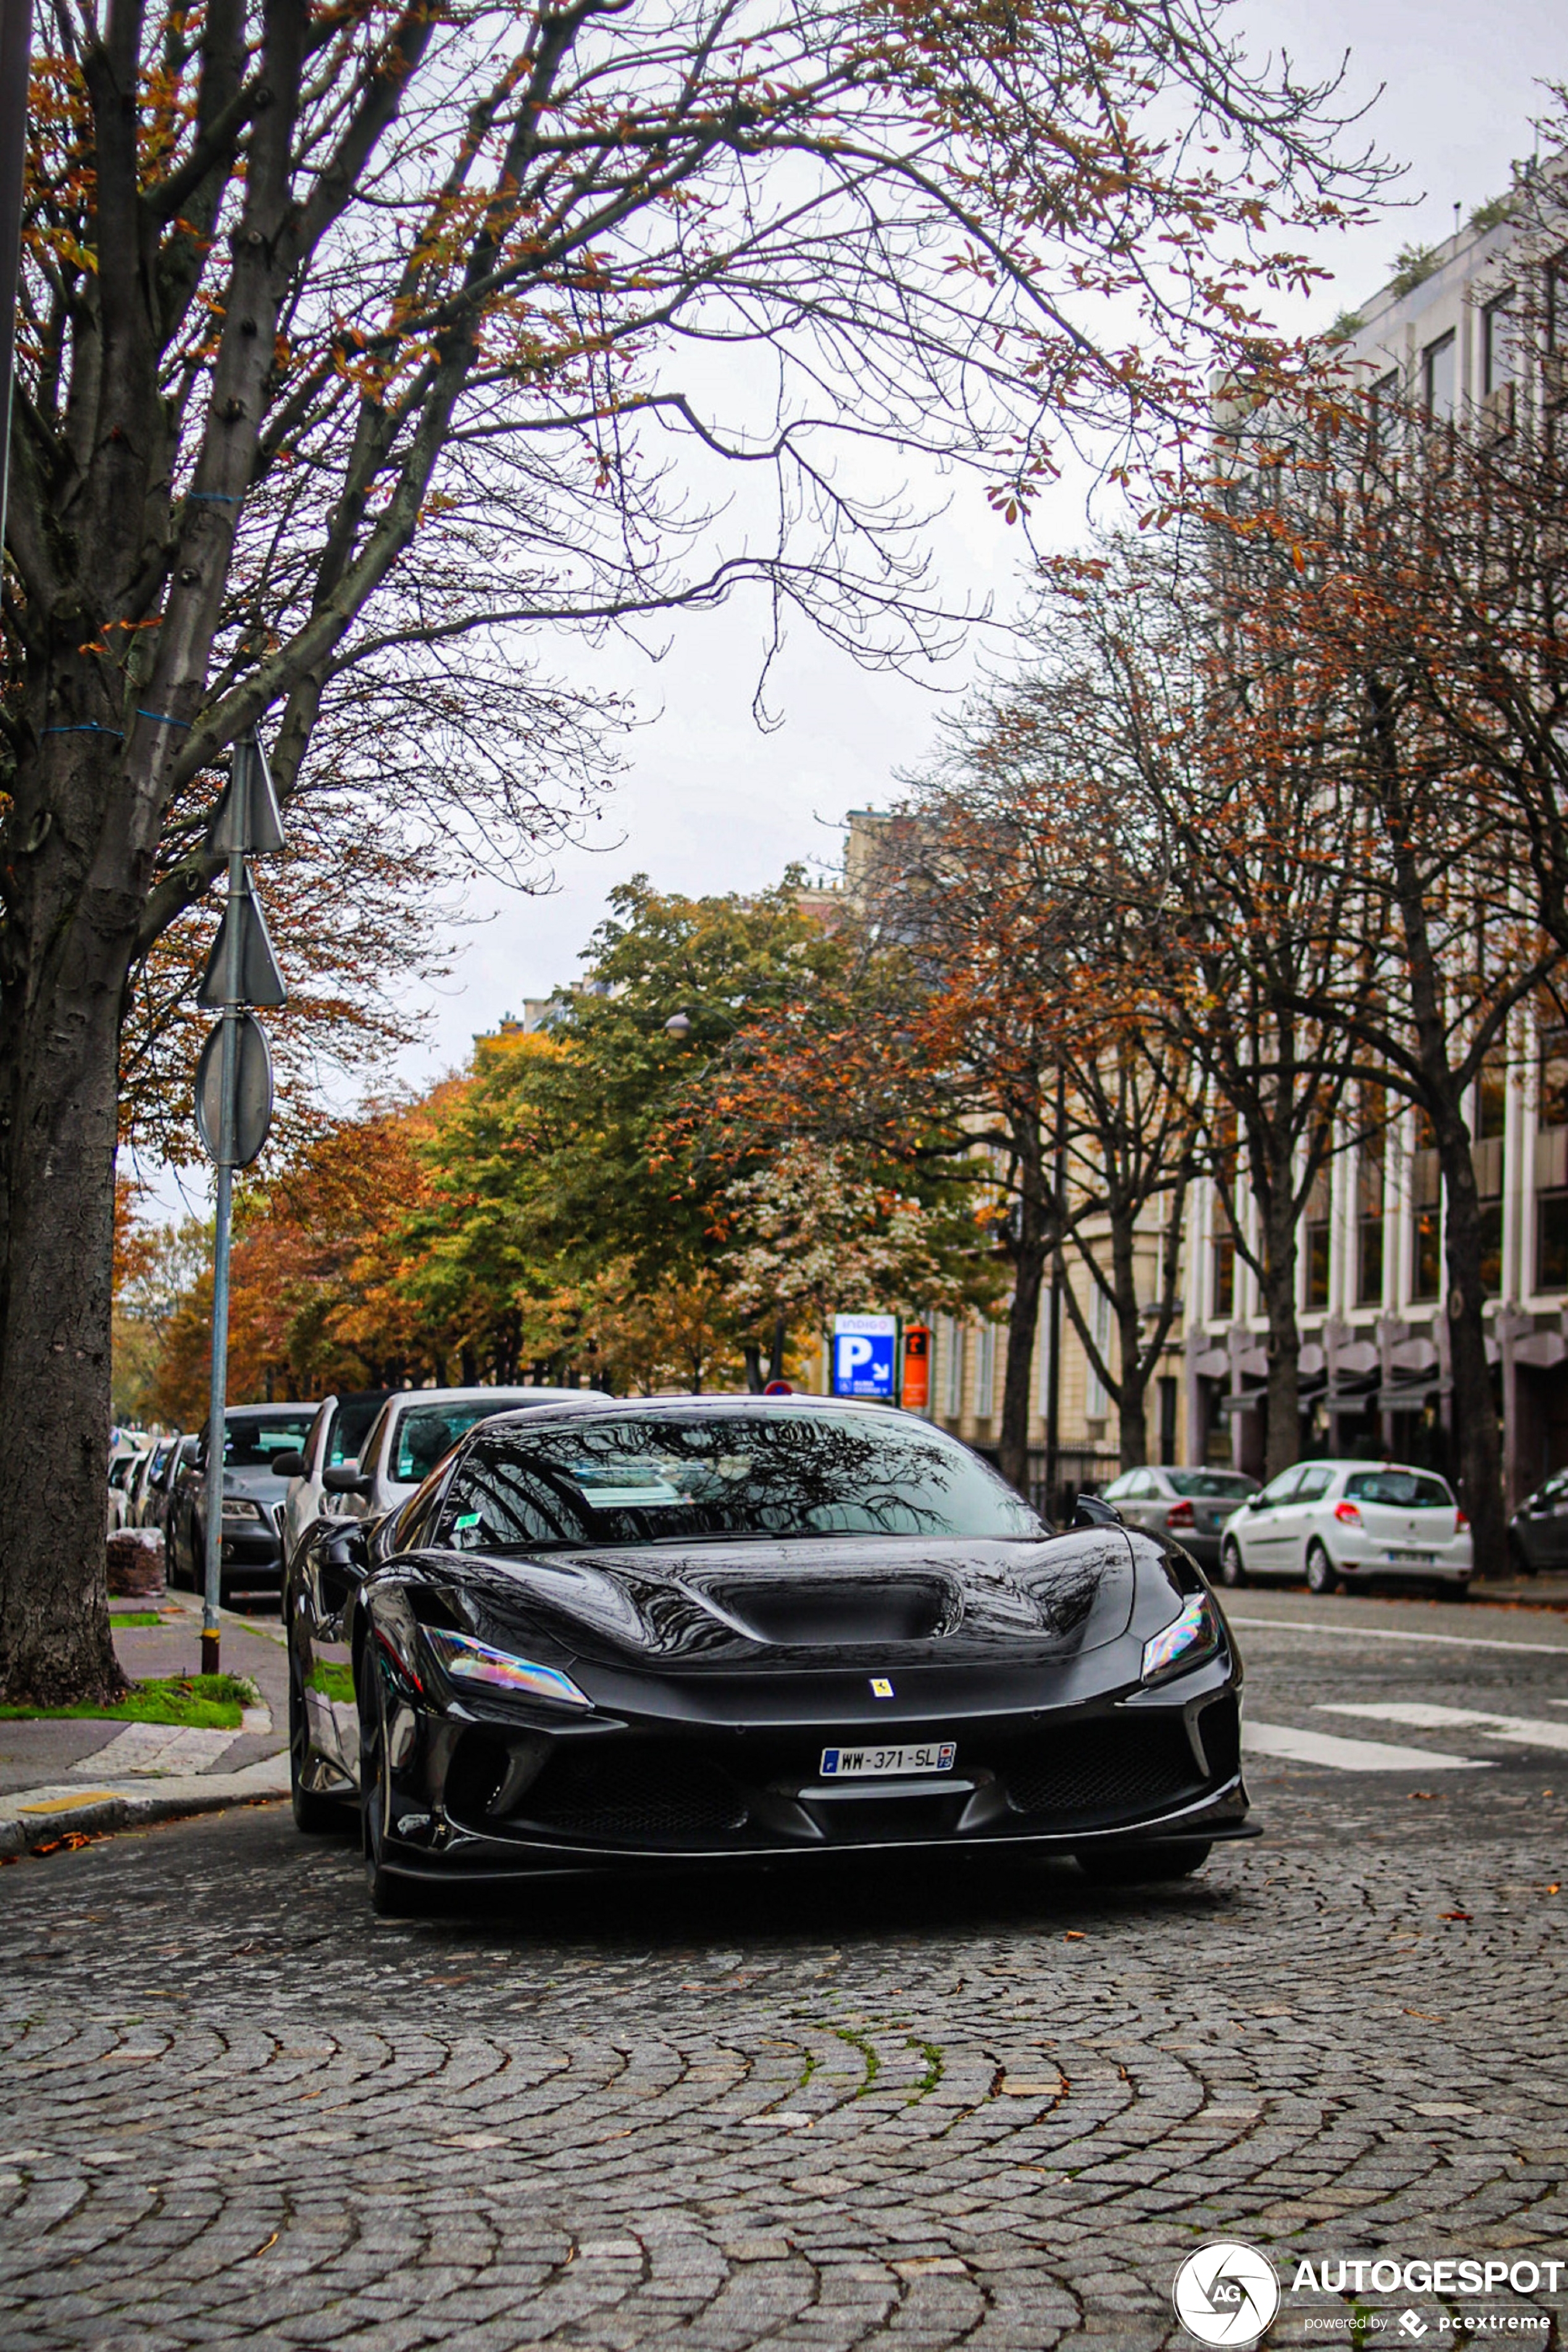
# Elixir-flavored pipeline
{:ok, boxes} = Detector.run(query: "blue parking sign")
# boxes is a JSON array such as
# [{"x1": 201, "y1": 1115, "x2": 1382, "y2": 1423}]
[{"x1": 832, "y1": 1313, "x2": 898, "y2": 1399}]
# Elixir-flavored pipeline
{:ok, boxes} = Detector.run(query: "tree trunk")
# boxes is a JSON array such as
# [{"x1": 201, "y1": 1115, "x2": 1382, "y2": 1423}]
[
  {"x1": 1111, "y1": 1201, "x2": 1148, "y2": 1471},
  {"x1": 743, "y1": 1341, "x2": 764, "y2": 1393},
  {"x1": 1259, "y1": 1189, "x2": 1303, "y2": 1482},
  {"x1": 1432, "y1": 1107, "x2": 1506, "y2": 1578},
  {"x1": 0, "y1": 891, "x2": 131, "y2": 1704},
  {"x1": 998, "y1": 1156, "x2": 1050, "y2": 1497}
]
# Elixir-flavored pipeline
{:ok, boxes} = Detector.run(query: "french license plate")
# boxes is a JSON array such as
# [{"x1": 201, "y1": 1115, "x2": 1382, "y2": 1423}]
[
  {"x1": 819, "y1": 1741, "x2": 956, "y2": 1779},
  {"x1": 1385, "y1": 1548, "x2": 1436, "y2": 1564}
]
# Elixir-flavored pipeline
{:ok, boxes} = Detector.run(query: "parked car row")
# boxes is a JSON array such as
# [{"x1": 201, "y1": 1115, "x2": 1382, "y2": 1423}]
[
  {"x1": 117, "y1": 1399, "x2": 1566, "y2": 1623},
  {"x1": 144, "y1": 1384, "x2": 590, "y2": 1604},
  {"x1": 1101, "y1": 1457, "x2": 1481, "y2": 1596}
]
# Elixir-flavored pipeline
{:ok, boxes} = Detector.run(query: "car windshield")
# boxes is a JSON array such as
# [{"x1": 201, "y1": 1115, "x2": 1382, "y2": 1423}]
[
  {"x1": 330, "y1": 1395, "x2": 388, "y2": 1467},
  {"x1": 393, "y1": 1399, "x2": 536, "y2": 1484},
  {"x1": 1343, "y1": 1469, "x2": 1453, "y2": 1508},
  {"x1": 222, "y1": 1413, "x2": 314, "y2": 1468},
  {"x1": 436, "y1": 1410, "x2": 1046, "y2": 1550},
  {"x1": 1165, "y1": 1471, "x2": 1257, "y2": 1498}
]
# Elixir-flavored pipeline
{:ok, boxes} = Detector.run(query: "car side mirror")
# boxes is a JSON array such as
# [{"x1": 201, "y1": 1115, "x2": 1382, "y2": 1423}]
[
  {"x1": 271, "y1": 1449, "x2": 306, "y2": 1478},
  {"x1": 1072, "y1": 1493, "x2": 1123, "y2": 1530},
  {"x1": 323, "y1": 1464, "x2": 371, "y2": 1495}
]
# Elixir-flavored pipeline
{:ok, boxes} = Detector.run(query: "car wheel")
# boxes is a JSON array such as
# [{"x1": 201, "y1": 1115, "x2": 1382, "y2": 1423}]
[
  {"x1": 1507, "y1": 1534, "x2": 1537, "y2": 1577},
  {"x1": 1219, "y1": 1540, "x2": 1247, "y2": 1588},
  {"x1": 1075, "y1": 1841, "x2": 1212, "y2": 1885},
  {"x1": 290, "y1": 1664, "x2": 351, "y2": 1834},
  {"x1": 1304, "y1": 1541, "x2": 1338, "y2": 1596},
  {"x1": 1447, "y1": 1580, "x2": 1469, "y2": 1603},
  {"x1": 359, "y1": 1656, "x2": 434, "y2": 1917}
]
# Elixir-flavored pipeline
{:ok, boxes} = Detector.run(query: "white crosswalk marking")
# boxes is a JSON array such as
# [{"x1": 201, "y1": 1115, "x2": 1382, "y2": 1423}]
[
  {"x1": 1242, "y1": 1720, "x2": 1493, "y2": 1772},
  {"x1": 68, "y1": 1723, "x2": 238, "y2": 1778},
  {"x1": 1316, "y1": 1701, "x2": 1568, "y2": 1752}
]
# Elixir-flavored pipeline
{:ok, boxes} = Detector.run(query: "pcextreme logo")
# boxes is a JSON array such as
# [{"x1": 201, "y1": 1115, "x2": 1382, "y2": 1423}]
[{"x1": 1172, "y1": 2242, "x2": 1283, "y2": 2346}]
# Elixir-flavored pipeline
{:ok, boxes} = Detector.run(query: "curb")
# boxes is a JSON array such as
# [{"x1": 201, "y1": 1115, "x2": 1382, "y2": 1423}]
[{"x1": 0, "y1": 1751, "x2": 290, "y2": 1858}]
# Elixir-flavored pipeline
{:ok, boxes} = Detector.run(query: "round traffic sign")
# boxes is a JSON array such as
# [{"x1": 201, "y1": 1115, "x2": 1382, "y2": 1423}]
[{"x1": 195, "y1": 1012, "x2": 274, "y2": 1167}]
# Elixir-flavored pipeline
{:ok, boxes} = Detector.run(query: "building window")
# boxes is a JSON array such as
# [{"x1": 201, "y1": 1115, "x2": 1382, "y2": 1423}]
[
  {"x1": 1537, "y1": 1028, "x2": 1568, "y2": 1290},
  {"x1": 1424, "y1": 330, "x2": 1456, "y2": 422},
  {"x1": 1483, "y1": 296, "x2": 1516, "y2": 393},
  {"x1": 1357, "y1": 1111, "x2": 1385, "y2": 1307},
  {"x1": 1084, "y1": 1287, "x2": 1111, "y2": 1420},
  {"x1": 1212, "y1": 1228, "x2": 1235, "y2": 1321},
  {"x1": 940, "y1": 1316, "x2": 964, "y2": 1419},
  {"x1": 1546, "y1": 259, "x2": 1568, "y2": 411},
  {"x1": 1368, "y1": 369, "x2": 1399, "y2": 444},
  {"x1": 1158, "y1": 1375, "x2": 1178, "y2": 1467},
  {"x1": 1411, "y1": 1111, "x2": 1441, "y2": 1301},
  {"x1": 1475, "y1": 1053, "x2": 1506, "y2": 1296},
  {"x1": 1304, "y1": 1165, "x2": 1331, "y2": 1310},
  {"x1": 974, "y1": 1320, "x2": 996, "y2": 1421}
]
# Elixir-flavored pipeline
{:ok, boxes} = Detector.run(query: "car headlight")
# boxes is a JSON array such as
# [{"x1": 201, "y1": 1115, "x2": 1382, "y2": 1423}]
[
  {"x1": 222, "y1": 1498, "x2": 267, "y2": 1522},
  {"x1": 1141, "y1": 1591, "x2": 1221, "y2": 1685},
  {"x1": 423, "y1": 1627, "x2": 591, "y2": 1710}
]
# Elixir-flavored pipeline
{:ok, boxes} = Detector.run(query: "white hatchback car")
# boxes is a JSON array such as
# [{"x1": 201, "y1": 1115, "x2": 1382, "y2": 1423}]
[
  {"x1": 1217, "y1": 1458, "x2": 1471, "y2": 1596},
  {"x1": 332, "y1": 1386, "x2": 593, "y2": 1523}
]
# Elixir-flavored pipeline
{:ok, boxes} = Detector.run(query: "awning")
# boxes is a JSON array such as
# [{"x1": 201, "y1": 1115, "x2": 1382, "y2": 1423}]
[
  {"x1": 1215, "y1": 1387, "x2": 1266, "y2": 1418},
  {"x1": 1376, "y1": 1375, "x2": 1445, "y2": 1411}
]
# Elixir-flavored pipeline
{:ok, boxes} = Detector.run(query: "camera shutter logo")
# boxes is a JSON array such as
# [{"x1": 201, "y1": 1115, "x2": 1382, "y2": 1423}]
[{"x1": 1172, "y1": 2243, "x2": 1281, "y2": 2346}]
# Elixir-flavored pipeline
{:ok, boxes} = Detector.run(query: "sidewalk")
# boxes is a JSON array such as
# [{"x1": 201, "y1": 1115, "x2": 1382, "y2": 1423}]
[
  {"x1": 1469, "y1": 1569, "x2": 1568, "y2": 1609},
  {"x1": 0, "y1": 1590, "x2": 292, "y2": 1858}
]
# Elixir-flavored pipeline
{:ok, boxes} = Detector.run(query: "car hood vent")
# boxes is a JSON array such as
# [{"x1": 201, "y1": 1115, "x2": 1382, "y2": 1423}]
[
  {"x1": 475, "y1": 1529, "x2": 1136, "y2": 1669},
  {"x1": 704, "y1": 1574, "x2": 956, "y2": 1647}
]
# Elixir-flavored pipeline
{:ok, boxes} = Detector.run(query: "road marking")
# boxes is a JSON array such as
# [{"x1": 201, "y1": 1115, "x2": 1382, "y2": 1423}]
[
  {"x1": 1228, "y1": 1614, "x2": 1568, "y2": 1655},
  {"x1": 1317, "y1": 1701, "x2": 1568, "y2": 1753},
  {"x1": 1242, "y1": 1720, "x2": 1493, "y2": 1772}
]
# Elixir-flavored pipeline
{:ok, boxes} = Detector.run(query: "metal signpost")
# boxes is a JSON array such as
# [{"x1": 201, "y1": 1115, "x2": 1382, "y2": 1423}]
[{"x1": 194, "y1": 729, "x2": 286, "y2": 1673}]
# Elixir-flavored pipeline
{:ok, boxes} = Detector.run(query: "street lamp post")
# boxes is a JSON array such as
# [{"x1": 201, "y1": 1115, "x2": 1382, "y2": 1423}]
[{"x1": 194, "y1": 730, "x2": 286, "y2": 1674}]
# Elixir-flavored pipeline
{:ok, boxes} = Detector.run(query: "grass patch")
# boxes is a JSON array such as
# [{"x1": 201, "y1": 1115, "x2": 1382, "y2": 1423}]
[
  {"x1": 109, "y1": 1612, "x2": 162, "y2": 1629},
  {"x1": 0, "y1": 1673, "x2": 260, "y2": 1730},
  {"x1": 307, "y1": 1661, "x2": 357, "y2": 1706},
  {"x1": 833, "y1": 2024, "x2": 881, "y2": 2096}
]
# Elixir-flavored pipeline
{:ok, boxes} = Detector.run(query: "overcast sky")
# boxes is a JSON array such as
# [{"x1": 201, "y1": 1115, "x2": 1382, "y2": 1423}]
[{"x1": 148, "y1": 0, "x2": 1568, "y2": 1212}]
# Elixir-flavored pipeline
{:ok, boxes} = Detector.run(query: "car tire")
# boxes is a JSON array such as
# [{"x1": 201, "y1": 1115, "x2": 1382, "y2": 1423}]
[
  {"x1": 1219, "y1": 1540, "x2": 1247, "y2": 1588},
  {"x1": 1075, "y1": 1841, "x2": 1212, "y2": 1885},
  {"x1": 1304, "y1": 1541, "x2": 1338, "y2": 1596},
  {"x1": 1507, "y1": 1535, "x2": 1537, "y2": 1577},
  {"x1": 289, "y1": 1667, "x2": 351, "y2": 1835},
  {"x1": 359, "y1": 1656, "x2": 435, "y2": 1917},
  {"x1": 1448, "y1": 1580, "x2": 1469, "y2": 1603}
]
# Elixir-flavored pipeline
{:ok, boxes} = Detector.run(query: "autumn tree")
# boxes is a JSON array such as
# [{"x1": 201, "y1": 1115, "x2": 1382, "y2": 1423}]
[
  {"x1": 861, "y1": 774, "x2": 1206, "y2": 1480},
  {"x1": 719, "y1": 1138, "x2": 981, "y2": 1385},
  {"x1": 1, "y1": 0, "x2": 1388, "y2": 1699},
  {"x1": 1190, "y1": 392, "x2": 1566, "y2": 1572},
  {"x1": 1012, "y1": 537, "x2": 1369, "y2": 1479}
]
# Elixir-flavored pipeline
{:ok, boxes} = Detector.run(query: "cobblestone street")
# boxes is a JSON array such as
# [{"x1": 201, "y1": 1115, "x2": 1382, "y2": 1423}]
[{"x1": 2, "y1": 1590, "x2": 1566, "y2": 2351}]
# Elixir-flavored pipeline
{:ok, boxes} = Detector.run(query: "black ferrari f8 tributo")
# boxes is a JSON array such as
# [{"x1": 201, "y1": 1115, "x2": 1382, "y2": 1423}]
[{"x1": 283, "y1": 1396, "x2": 1258, "y2": 1911}]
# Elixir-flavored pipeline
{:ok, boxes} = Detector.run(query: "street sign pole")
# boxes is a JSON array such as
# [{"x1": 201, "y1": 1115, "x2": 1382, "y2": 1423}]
[{"x1": 201, "y1": 756, "x2": 249, "y2": 1675}]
